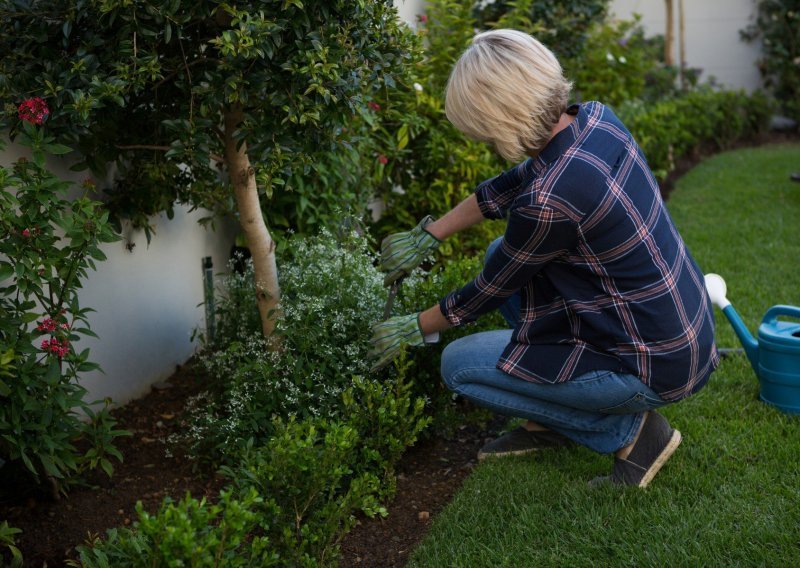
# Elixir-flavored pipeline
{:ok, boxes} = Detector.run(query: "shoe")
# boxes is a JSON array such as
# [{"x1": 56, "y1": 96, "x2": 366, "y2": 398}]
[
  {"x1": 590, "y1": 411, "x2": 682, "y2": 488},
  {"x1": 477, "y1": 426, "x2": 573, "y2": 461},
  {"x1": 791, "y1": 172, "x2": 800, "y2": 183}
]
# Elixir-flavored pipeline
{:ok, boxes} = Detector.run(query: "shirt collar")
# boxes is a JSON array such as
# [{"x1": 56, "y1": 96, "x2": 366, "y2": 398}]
[{"x1": 535, "y1": 103, "x2": 584, "y2": 167}]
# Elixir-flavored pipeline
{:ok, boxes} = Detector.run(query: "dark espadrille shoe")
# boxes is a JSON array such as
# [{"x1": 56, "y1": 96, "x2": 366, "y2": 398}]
[
  {"x1": 477, "y1": 426, "x2": 574, "y2": 461},
  {"x1": 590, "y1": 411, "x2": 682, "y2": 488}
]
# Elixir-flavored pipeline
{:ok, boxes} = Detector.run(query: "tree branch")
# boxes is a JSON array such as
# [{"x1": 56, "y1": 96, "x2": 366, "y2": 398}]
[{"x1": 115, "y1": 144, "x2": 224, "y2": 165}]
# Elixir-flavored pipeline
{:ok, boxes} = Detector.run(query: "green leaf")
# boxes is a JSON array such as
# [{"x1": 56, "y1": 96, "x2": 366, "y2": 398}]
[
  {"x1": 0, "y1": 262, "x2": 13, "y2": 281},
  {"x1": 99, "y1": 458, "x2": 114, "y2": 478},
  {"x1": 42, "y1": 143, "x2": 73, "y2": 155},
  {"x1": 45, "y1": 360, "x2": 61, "y2": 385}
]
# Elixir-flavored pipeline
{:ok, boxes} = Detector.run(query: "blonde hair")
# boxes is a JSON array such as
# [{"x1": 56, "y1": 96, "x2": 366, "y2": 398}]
[{"x1": 445, "y1": 29, "x2": 572, "y2": 161}]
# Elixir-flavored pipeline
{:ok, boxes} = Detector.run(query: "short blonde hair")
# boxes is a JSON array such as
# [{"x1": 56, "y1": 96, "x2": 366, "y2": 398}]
[{"x1": 445, "y1": 29, "x2": 572, "y2": 161}]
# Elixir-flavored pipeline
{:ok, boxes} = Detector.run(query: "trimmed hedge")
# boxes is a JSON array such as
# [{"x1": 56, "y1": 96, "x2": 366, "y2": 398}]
[{"x1": 617, "y1": 88, "x2": 774, "y2": 181}]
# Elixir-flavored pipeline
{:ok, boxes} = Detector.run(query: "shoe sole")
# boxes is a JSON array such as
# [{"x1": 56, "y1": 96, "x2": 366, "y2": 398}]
[{"x1": 637, "y1": 428, "x2": 682, "y2": 488}]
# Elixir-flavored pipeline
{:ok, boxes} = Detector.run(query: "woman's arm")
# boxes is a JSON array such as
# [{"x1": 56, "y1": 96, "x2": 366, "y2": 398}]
[{"x1": 425, "y1": 193, "x2": 484, "y2": 240}]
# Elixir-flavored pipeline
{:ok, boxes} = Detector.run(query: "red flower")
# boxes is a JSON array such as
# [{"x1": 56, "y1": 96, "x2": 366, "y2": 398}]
[
  {"x1": 378, "y1": 154, "x2": 389, "y2": 165},
  {"x1": 17, "y1": 97, "x2": 49, "y2": 125},
  {"x1": 21, "y1": 228, "x2": 31, "y2": 237},
  {"x1": 368, "y1": 101, "x2": 381, "y2": 111},
  {"x1": 37, "y1": 318, "x2": 57, "y2": 332},
  {"x1": 417, "y1": 14, "x2": 428, "y2": 23}
]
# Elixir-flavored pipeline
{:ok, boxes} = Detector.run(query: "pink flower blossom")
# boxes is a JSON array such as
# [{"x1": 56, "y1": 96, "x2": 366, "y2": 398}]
[
  {"x1": 37, "y1": 318, "x2": 57, "y2": 332},
  {"x1": 368, "y1": 101, "x2": 381, "y2": 111},
  {"x1": 17, "y1": 97, "x2": 49, "y2": 125},
  {"x1": 41, "y1": 337, "x2": 69, "y2": 358},
  {"x1": 21, "y1": 228, "x2": 31, "y2": 237},
  {"x1": 378, "y1": 154, "x2": 389, "y2": 165},
  {"x1": 417, "y1": 14, "x2": 428, "y2": 23}
]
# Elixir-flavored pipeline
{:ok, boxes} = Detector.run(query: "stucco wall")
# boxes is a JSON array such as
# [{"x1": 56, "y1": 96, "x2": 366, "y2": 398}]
[
  {"x1": 610, "y1": 0, "x2": 762, "y2": 91},
  {"x1": 1, "y1": 142, "x2": 236, "y2": 405}
]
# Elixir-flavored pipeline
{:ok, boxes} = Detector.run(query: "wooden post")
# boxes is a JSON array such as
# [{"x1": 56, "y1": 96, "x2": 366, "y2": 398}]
[
  {"x1": 679, "y1": 0, "x2": 686, "y2": 88},
  {"x1": 664, "y1": 0, "x2": 674, "y2": 66}
]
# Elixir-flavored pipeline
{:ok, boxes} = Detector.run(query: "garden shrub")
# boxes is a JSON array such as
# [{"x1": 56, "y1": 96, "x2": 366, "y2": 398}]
[
  {"x1": 180, "y1": 227, "x2": 390, "y2": 462},
  {"x1": 567, "y1": 16, "x2": 664, "y2": 107},
  {"x1": 617, "y1": 88, "x2": 774, "y2": 180},
  {"x1": 0, "y1": 124, "x2": 126, "y2": 493},
  {"x1": 0, "y1": 521, "x2": 23, "y2": 568},
  {"x1": 70, "y1": 488, "x2": 278, "y2": 567},
  {"x1": 741, "y1": 0, "x2": 800, "y2": 121}
]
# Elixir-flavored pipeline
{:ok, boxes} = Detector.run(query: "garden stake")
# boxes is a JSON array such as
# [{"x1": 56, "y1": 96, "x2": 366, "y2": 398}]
[{"x1": 383, "y1": 277, "x2": 404, "y2": 320}]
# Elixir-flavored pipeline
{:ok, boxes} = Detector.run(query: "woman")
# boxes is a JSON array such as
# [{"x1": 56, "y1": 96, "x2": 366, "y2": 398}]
[{"x1": 369, "y1": 29, "x2": 718, "y2": 487}]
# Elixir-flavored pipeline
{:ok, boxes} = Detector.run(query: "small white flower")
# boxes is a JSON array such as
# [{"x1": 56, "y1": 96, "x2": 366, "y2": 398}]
[
  {"x1": 413, "y1": 82, "x2": 423, "y2": 92},
  {"x1": 619, "y1": 56, "x2": 627, "y2": 64},
  {"x1": 606, "y1": 52, "x2": 615, "y2": 62}
]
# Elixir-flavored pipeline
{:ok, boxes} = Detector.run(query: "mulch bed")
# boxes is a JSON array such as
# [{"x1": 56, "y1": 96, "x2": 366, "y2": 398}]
[{"x1": 0, "y1": 362, "x2": 503, "y2": 567}]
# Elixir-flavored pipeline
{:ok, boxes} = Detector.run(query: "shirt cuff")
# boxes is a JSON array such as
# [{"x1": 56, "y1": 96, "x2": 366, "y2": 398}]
[{"x1": 439, "y1": 290, "x2": 472, "y2": 327}]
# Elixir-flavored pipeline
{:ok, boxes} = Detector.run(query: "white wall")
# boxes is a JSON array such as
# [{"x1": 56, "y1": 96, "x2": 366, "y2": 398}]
[
  {"x1": 610, "y1": 0, "x2": 762, "y2": 91},
  {"x1": 394, "y1": 0, "x2": 426, "y2": 24},
  {"x1": 1, "y1": 142, "x2": 236, "y2": 405}
]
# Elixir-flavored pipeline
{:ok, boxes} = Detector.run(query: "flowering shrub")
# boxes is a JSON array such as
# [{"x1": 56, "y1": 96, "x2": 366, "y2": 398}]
[
  {"x1": 179, "y1": 227, "x2": 390, "y2": 461},
  {"x1": 16, "y1": 97, "x2": 49, "y2": 126},
  {"x1": 0, "y1": 123, "x2": 125, "y2": 492}
]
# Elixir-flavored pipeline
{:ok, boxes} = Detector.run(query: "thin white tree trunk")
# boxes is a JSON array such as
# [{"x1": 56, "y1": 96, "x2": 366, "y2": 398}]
[{"x1": 223, "y1": 105, "x2": 281, "y2": 340}]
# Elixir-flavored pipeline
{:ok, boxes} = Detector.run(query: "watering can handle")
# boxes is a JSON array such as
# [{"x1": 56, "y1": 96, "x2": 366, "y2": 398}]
[{"x1": 763, "y1": 305, "x2": 800, "y2": 326}]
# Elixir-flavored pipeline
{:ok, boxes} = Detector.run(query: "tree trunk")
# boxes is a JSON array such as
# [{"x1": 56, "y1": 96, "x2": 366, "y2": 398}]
[
  {"x1": 223, "y1": 105, "x2": 281, "y2": 340},
  {"x1": 664, "y1": 0, "x2": 674, "y2": 66}
]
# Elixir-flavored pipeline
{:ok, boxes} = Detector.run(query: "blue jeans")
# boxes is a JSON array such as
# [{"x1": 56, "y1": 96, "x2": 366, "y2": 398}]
[{"x1": 439, "y1": 238, "x2": 668, "y2": 454}]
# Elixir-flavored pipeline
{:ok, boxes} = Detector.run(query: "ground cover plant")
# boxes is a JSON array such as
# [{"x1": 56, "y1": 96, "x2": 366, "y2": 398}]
[{"x1": 406, "y1": 144, "x2": 800, "y2": 567}]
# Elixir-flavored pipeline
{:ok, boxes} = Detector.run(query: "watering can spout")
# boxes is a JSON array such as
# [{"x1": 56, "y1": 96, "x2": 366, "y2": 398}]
[{"x1": 704, "y1": 274, "x2": 760, "y2": 371}]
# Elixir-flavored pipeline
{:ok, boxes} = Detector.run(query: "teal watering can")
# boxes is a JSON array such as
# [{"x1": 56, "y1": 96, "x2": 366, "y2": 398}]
[{"x1": 705, "y1": 274, "x2": 800, "y2": 414}]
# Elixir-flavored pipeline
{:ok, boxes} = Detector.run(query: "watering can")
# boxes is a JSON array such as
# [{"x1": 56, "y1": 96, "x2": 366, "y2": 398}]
[{"x1": 705, "y1": 273, "x2": 800, "y2": 414}]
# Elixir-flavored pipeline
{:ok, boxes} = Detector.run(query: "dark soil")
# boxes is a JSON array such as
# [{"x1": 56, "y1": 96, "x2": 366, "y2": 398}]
[
  {"x1": 1, "y1": 363, "x2": 227, "y2": 567},
  {"x1": 0, "y1": 361, "x2": 503, "y2": 568}
]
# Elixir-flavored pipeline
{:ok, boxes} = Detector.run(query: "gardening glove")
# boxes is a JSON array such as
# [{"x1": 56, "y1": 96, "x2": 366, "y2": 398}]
[
  {"x1": 379, "y1": 215, "x2": 441, "y2": 286},
  {"x1": 368, "y1": 313, "x2": 439, "y2": 372}
]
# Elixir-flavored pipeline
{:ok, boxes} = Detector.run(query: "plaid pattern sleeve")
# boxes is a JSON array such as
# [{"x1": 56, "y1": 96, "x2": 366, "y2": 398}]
[
  {"x1": 440, "y1": 101, "x2": 719, "y2": 402},
  {"x1": 474, "y1": 159, "x2": 534, "y2": 219}
]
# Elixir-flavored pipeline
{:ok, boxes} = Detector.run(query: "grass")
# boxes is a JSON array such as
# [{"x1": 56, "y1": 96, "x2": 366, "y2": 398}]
[{"x1": 407, "y1": 144, "x2": 800, "y2": 567}]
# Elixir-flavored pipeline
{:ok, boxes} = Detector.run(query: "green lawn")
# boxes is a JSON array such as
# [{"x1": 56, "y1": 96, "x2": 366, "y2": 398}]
[{"x1": 407, "y1": 144, "x2": 800, "y2": 567}]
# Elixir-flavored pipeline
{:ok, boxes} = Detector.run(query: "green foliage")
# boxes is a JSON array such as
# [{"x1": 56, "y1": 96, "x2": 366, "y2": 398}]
[
  {"x1": 473, "y1": 0, "x2": 609, "y2": 60},
  {"x1": 341, "y1": 368, "x2": 432, "y2": 494},
  {"x1": 0, "y1": 131, "x2": 127, "y2": 491},
  {"x1": 224, "y1": 419, "x2": 382, "y2": 566},
  {"x1": 741, "y1": 0, "x2": 800, "y2": 120},
  {"x1": 617, "y1": 88, "x2": 774, "y2": 180},
  {"x1": 398, "y1": 256, "x2": 506, "y2": 432},
  {"x1": 70, "y1": 488, "x2": 278, "y2": 567},
  {"x1": 179, "y1": 227, "x2": 390, "y2": 461},
  {"x1": 0, "y1": 0, "x2": 419, "y2": 234},
  {"x1": 567, "y1": 16, "x2": 663, "y2": 106},
  {"x1": 0, "y1": 521, "x2": 23, "y2": 568}
]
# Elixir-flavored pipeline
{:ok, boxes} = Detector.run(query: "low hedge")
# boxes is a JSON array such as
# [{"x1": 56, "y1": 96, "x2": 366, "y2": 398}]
[{"x1": 617, "y1": 88, "x2": 774, "y2": 181}]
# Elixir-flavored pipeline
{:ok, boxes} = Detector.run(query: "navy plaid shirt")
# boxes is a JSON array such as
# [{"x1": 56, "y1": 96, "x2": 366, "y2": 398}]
[{"x1": 440, "y1": 101, "x2": 719, "y2": 401}]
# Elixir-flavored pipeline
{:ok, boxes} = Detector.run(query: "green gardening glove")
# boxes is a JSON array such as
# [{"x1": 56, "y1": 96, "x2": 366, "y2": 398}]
[
  {"x1": 368, "y1": 313, "x2": 427, "y2": 372},
  {"x1": 379, "y1": 215, "x2": 441, "y2": 286}
]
